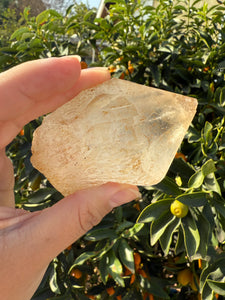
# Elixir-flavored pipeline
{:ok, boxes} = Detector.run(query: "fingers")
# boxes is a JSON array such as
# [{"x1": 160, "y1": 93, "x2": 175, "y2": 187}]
[
  {"x1": 0, "y1": 183, "x2": 140, "y2": 300},
  {"x1": 0, "y1": 56, "x2": 81, "y2": 121},
  {"x1": 0, "y1": 57, "x2": 110, "y2": 149},
  {"x1": 21, "y1": 182, "x2": 141, "y2": 266}
]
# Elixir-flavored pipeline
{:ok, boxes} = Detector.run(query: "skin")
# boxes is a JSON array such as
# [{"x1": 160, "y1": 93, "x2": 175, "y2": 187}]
[{"x1": 0, "y1": 56, "x2": 141, "y2": 300}]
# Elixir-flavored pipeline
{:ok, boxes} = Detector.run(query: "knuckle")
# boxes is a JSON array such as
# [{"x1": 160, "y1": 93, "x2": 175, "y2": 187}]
[{"x1": 77, "y1": 198, "x2": 102, "y2": 233}]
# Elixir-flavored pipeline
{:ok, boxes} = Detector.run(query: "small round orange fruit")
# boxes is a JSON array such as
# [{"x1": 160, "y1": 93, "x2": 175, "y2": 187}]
[
  {"x1": 80, "y1": 61, "x2": 88, "y2": 69},
  {"x1": 177, "y1": 268, "x2": 193, "y2": 286},
  {"x1": 19, "y1": 129, "x2": 24, "y2": 136},
  {"x1": 70, "y1": 268, "x2": 82, "y2": 279},
  {"x1": 108, "y1": 65, "x2": 117, "y2": 73}
]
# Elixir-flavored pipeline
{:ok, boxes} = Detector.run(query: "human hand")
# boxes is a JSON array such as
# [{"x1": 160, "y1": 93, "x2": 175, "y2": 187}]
[{"x1": 0, "y1": 57, "x2": 141, "y2": 300}]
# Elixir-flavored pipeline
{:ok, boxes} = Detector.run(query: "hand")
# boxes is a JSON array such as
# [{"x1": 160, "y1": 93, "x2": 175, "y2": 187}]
[{"x1": 0, "y1": 57, "x2": 141, "y2": 300}]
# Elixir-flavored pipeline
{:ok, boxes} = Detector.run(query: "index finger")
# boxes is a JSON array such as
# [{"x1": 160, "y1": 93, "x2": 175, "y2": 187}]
[{"x1": 0, "y1": 57, "x2": 110, "y2": 148}]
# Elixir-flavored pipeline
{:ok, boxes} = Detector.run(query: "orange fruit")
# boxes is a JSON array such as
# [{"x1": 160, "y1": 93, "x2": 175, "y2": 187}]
[
  {"x1": 80, "y1": 61, "x2": 88, "y2": 69},
  {"x1": 198, "y1": 259, "x2": 202, "y2": 269},
  {"x1": 203, "y1": 66, "x2": 210, "y2": 72},
  {"x1": 119, "y1": 72, "x2": 125, "y2": 79},
  {"x1": 190, "y1": 274, "x2": 199, "y2": 291},
  {"x1": 116, "y1": 296, "x2": 122, "y2": 300},
  {"x1": 70, "y1": 268, "x2": 82, "y2": 279},
  {"x1": 170, "y1": 200, "x2": 189, "y2": 218},
  {"x1": 177, "y1": 268, "x2": 193, "y2": 286},
  {"x1": 66, "y1": 245, "x2": 72, "y2": 251},
  {"x1": 128, "y1": 61, "x2": 134, "y2": 74},
  {"x1": 86, "y1": 295, "x2": 95, "y2": 300},
  {"x1": 175, "y1": 152, "x2": 187, "y2": 161},
  {"x1": 134, "y1": 252, "x2": 141, "y2": 269},
  {"x1": 106, "y1": 287, "x2": 115, "y2": 296},
  {"x1": 19, "y1": 129, "x2": 24, "y2": 136},
  {"x1": 116, "y1": 56, "x2": 124, "y2": 62},
  {"x1": 108, "y1": 65, "x2": 117, "y2": 73},
  {"x1": 130, "y1": 274, "x2": 136, "y2": 284},
  {"x1": 143, "y1": 292, "x2": 154, "y2": 300},
  {"x1": 133, "y1": 202, "x2": 141, "y2": 211}
]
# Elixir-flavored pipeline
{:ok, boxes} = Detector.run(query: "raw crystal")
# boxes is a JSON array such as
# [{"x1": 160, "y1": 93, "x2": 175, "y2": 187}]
[{"x1": 31, "y1": 78, "x2": 198, "y2": 196}]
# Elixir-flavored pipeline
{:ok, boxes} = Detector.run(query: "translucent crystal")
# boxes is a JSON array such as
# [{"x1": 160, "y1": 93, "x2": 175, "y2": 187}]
[{"x1": 31, "y1": 79, "x2": 198, "y2": 196}]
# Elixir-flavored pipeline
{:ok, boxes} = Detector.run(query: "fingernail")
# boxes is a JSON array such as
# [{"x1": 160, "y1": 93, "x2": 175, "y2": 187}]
[
  {"x1": 110, "y1": 187, "x2": 142, "y2": 208},
  {"x1": 89, "y1": 67, "x2": 110, "y2": 72},
  {"x1": 64, "y1": 55, "x2": 81, "y2": 62}
]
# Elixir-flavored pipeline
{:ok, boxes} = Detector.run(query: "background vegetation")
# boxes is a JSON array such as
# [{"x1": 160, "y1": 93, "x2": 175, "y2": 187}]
[{"x1": 1, "y1": 0, "x2": 225, "y2": 299}]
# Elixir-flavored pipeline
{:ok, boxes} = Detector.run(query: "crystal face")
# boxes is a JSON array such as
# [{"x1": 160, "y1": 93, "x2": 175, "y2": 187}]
[{"x1": 31, "y1": 79, "x2": 198, "y2": 196}]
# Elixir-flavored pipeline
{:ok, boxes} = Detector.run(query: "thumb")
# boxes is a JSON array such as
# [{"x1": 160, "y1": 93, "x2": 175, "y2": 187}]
[{"x1": 24, "y1": 182, "x2": 141, "y2": 265}]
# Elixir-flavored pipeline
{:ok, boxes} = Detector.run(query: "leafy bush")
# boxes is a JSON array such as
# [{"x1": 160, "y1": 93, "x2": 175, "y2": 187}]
[
  {"x1": 1, "y1": 0, "x2": 225, "y2": 299},
  {"x1": 0, "y1": 3, "x2": 96, "y2": 71}
]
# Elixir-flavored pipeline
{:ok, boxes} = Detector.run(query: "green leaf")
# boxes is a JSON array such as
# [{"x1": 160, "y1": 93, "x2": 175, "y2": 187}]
[
  {"x1": 176, "y1": 192, "x2": 208, "y2": 207},
  {"x1": 200, "y1": 258, "x2": 225, "y2": 291},
  {"x1": 118, "y1": 239, "x2": 135, "y2": 273},
  {"x1": 169, "y1": 158, "x2": 195, "y2": 185},
  {"x1": 150, "y1": 211, "x2": 176, "y2": 245},
  {"x1": 159, "y1": 217, "x2": 181, "y2": 255},
  {"x1": 145, "y1": 276, "x2": 170, "y2": 299},
  {"x1": 153, "y1": 176, "x2": 181, "y2": 196},
  {"x1": 27, "y1": 188, "x2": 56, "y2": 204},
  {"x1": 72, "y1": 251, "x2": 97, "y2": 267},
  {"x1": 83, "y1": 10, "x2": 95, "y2": 21},
  {"x1": 149, "y1": 63, "x2": 161, "y2": 86},
  {"x1": 36, "y1": 10, "x2": 51, "y2": 25},
  {"x1": 108, "y1": 249, "x2": 124, "y2": 287},
  {"x1": 195, "y1": 211, "x2": 211, "y2": 258},
  {"x1": 187, "y1": 125, "x2": 201, "y2": 143},
  {"x1": 208, "y1": 265, "x2": 225, "y2": 281},
  {"x1": 181, "y1": 213, "x2": 200, "y2": 257},
  {"x1": 99, "y1": 254, "x2": 109, "y2": 284},
  {"x1": 204, "y1": 173, "x2": 221, "y2": 195},
  {"x1": 49, "y1": 261, "x2": 60, "y2": 294},
  {"x1": 201, "y1": 283, "x2": 214, "y2": 300},
  {"x1": 212, "y1": 193, "x2": 225, "y2": 220},
  {"x1": 188, "y1": 160, "x2": 217, "y2": 189},
  {"x1": 116, "y1": 220, "x2": 134, "y2": 234},
  {"x1": 48, "y1": 9, "x2": 62, "y2": 17},
  {"x1": 202, "y1": 159, "x2": 217, "y2": 177},
  {"x1": 207, "y1": 280, "x2": 225, "y2": 296},
  {"x1": 10, "y1": 27, "x2": 30, "y2": 40},
  {"x1": 137, "y1": 199, "x2": 174, "y2": 223},
  {"x1": 84, "y1": 228, "x2": 117, "y2": 241},
  {"x1": 202, "y1": 121, "x2": 213, "y2": 144},
  {"x1": 122, "y1": 223, "x2": 144, "y2": 238},
  {"x1": 175, "y1": 227, "x2": 185, "y2": 255},
  {"x1": 188, "y1": 170, "x2": 204, "y2": 188}
]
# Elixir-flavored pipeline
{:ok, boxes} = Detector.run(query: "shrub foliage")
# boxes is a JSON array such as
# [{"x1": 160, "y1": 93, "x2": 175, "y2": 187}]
[{"x1": 1, "y1": 0, "x2": 225, "y2": 299}]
